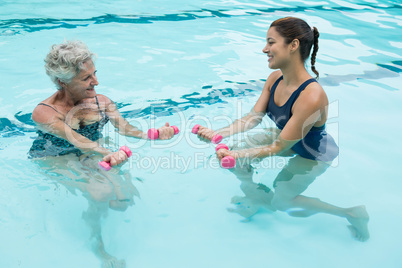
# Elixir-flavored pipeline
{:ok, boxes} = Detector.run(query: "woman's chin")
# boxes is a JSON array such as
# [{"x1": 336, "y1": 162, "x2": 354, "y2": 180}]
[
  {"x1": 268, "y1": 63, "x2": 278, "y2": 70},
  {"x1": 86, "y1": 89, "x2": 96, "y2": 96}
]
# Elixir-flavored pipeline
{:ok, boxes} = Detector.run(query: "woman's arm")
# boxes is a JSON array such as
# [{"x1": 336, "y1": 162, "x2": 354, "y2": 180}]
[
  {"x1": 32, "y1": 105, "x2": 112, "y2": 156},
  {"x1": 216, "y1": 135, "x2": 298, "y2": 160},
  {"x1": 197, "y1": 71, "x2": 281, "y2": 141},
  {"x1": 217, "y1": 81, "x2": 327, "y2": 160},
  {"x1": 32, "y1": 103, "x2": 128, "y2": 166},
  {"x1": 214, "y1": 108, "x2": 266, "y2": 139},
  {"x1": 98, "y1": 95, "x2": 147, "y2": 139},
  {"x1": 99, "y1": 95, "x2": 174, "y2": 140}
]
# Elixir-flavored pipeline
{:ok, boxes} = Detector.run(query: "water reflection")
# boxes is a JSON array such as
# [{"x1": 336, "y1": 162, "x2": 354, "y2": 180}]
[
  {"x1": 227, "y1": 131, "x2": 370, "y2": 242},
  {"x1": 32, "y1": 152, "x2": 139, "y2": 267},
  {"x1": 4, "y1": 61, "x2": 398, "y2": 140}
]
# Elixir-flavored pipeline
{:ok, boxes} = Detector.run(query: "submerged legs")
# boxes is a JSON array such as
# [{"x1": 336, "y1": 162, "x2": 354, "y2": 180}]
[
  {"x1": 227, "y1": 130, "x2": 282, "y2": 218},
  {"x1": 228, "y1": 164, "x2": 276, "y2": 218},
  {"x1": 37, "y1": 154, "x2": 136, "y2": 266},
  {"x1": 271, "y1": 156, "x2": 370, "y2": 241},
  {"x1": 82, "y1": 201, "x2": 126, "y2": 268},
  {"x1": 225, "y1": 131, "x2": 369, "y2": 241}
]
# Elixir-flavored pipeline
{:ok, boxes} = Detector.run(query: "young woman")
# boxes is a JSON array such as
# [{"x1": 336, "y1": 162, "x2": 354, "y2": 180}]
[{"x1": 196, "y1": 17, "x2": 369, "y2": 241}]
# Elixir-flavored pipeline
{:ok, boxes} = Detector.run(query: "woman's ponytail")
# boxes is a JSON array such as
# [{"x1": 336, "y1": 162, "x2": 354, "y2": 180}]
[{"x1": 311, "y1": 26, "x2": 320, "y2": 79}]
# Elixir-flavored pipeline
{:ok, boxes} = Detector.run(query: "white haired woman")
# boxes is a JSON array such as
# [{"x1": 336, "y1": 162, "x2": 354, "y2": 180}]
[
  {"x1": 29, "y1": 40, "x2": 174, "y2": 160},
  {"x1": 29, "y1": 40, "x2": 174, "y2": 267}
]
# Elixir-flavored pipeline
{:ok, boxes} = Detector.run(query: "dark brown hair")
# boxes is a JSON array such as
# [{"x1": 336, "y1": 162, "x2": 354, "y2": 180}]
[{"x1": 271, "y1": 17, "x2": 320, "y2": 78}]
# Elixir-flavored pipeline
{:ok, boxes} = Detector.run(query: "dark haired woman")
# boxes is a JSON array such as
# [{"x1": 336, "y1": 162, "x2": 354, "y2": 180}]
[{"x1": 196, "y1": 17, "x2": 369, "y2": 241}]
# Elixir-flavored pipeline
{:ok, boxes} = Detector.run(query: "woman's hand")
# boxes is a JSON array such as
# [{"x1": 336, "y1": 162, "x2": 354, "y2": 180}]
[
  {"x1": 157, "y1": 122, "x2": 175, "y2": 140},
  {"x1": 102, "y1": 149, "x2": 129, "y2": 167},
  {"x1": 196, "y1": 125, "x2": 219, "y2": 142},
  {"x1": 216, "y1": 148, "x2": 239, "y2": 161}
]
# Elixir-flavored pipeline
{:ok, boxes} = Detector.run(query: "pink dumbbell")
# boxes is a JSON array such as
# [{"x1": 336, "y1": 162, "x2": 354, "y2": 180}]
[
  {"x1": 192, "y1": 124, "x2": 223, "y2": 144},
  {"x1": 215, "y1": 143, "x2": 236, "y2": 169},
  {"x1": 147, "y1": 125, "x2": 179, "y2": 140},
  {"x1": 98, "y1": 146, "x2": 132, "y2": 171}
]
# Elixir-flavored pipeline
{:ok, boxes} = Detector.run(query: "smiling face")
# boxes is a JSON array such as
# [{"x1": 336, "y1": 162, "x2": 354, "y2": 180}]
[
  {"x1": 61, "y1": 60, "x2": 98, "y2": 101},
  {"x1": 262, "y1": 27, "x2": 292, "y2": 69}
]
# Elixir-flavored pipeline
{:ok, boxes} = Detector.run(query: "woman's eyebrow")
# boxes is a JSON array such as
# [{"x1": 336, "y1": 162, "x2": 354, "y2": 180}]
[{"x1": 81, "y1": 70, "x2": 96, "y2": 80}]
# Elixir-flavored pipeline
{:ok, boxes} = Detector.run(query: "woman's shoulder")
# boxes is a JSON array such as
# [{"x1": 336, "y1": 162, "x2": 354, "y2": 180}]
[
  {"x1": 31, "y1": 93, "x2": 62, "y2": 123},
  {"x1": 267, "y1": 70, "x2": 282, "y2": 83},
  {"x1": 298, "y1": 80, "x2": 328, "y2": 109},
  {"x1": 267, "y1": 70, "x2": 282, "y2": 91},
  {"x1": 95, "y1": 94, "x2": 113, "y2": 105},
  {"x1": 264, "y1": 70, "x2": 283, "y2": 92},
  {"x1": 305, "y1": 79, "x2": 326, "y2": 97},
  {"x1": 31, "y1": 102, "x2": 62, "y2": 125}
]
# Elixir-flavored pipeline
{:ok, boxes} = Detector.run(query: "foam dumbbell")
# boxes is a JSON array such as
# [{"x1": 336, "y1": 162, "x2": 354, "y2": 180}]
[
  {"x1": 148, "y1": 126, "x2": 179, "y2": 140},
  {"x1": 98, "y1": 146, "x2": 132, "y2": 171},
  {"x1": 215, "y1": 143, "x2": 236, "y2": 169},
  {"x1": 192, "y1": 124, "x2": 222, "y2": 144}
]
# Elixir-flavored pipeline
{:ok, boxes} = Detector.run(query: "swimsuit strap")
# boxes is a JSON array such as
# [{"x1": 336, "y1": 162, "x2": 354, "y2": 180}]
[
  {"x1": 37, "y1": 103, "x2": 75, "y2": 128},
  {"x1": 95, "y1": 95, "x2": 100, "y2": 109},
  {"x1": 37, "y1": 103, "x2": 64, "y2": 116},
  {"x1": 289, "y1": 78, "x2": 317, "y2": 104},
  {"x1": 287, "y1": 78, "x2": 317, "y2": 116},
  {"x1": 40, "y1": 96, "x2": 103, "y2": 115},
  {"x1": 270, "y1": 76, "x2": 316, "y2": 108},
  {"x1": 270, "y1": 75, "x2": 284, "y2": 97},
  {"x1": 94, "y1": 95, "x2": 106, "y2": 117}
]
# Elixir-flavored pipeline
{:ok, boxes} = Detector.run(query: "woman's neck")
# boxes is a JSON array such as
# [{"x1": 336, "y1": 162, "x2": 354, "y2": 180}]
[
  {"x1": 280, "y1": 59, "x2": 311, "y2": 87},
  {"x1": 53, "y1": 90, "x2": 82, "y2": 108}
]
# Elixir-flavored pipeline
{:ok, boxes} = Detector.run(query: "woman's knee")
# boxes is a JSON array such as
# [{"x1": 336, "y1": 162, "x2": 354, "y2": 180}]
[
  {"x1": 229, "y1": 164, "x2": 254, "y2": 181},
  {"x1": 271, "y1": 195, "x2": 293, "y2": 211},
  {"x1": 87, "y1": 182, "x2": 115, "y2": 202},
  {"x1": 109, "y1": 199, "x2": 133, "y2": 211}
]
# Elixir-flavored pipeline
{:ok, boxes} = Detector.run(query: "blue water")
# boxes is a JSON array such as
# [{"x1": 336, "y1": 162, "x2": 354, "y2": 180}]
[{"x1": 1, "y1": 0, "x2": 402, "y2": 267}]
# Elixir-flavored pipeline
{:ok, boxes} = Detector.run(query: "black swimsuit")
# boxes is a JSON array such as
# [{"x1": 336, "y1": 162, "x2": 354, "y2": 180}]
[
  {"x1": 28, "y1": 96, "x2": 109, "y2": 158},
  {"x1": 266, "y1": 76, "x2": 339, "y2": 162}
]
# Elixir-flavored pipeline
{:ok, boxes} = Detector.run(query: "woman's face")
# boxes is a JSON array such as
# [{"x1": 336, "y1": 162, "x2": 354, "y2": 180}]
[
  {"x1": 63, "y1": 60, "x2": 98, "y2": 101},
  {"x1": 262, "y1": 27, "x2": 291, "y2": 69}
]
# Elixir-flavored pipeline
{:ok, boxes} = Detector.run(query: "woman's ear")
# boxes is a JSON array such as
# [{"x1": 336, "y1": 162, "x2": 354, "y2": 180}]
[
  {"x1": 290, "y1": 39, "x2": 300, "y2": 52},
  {"x1": 58, "y1": 79, "x2": 66, "y2": 88}
]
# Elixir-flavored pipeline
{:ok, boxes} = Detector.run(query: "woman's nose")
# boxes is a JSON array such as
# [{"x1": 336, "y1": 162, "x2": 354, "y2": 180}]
[
  {"x1": 91, "y1": 76, "x2": 99, "y2": 86},
  {"x1": 262, "y1": 45, "x2": 269, "y2": 53}
]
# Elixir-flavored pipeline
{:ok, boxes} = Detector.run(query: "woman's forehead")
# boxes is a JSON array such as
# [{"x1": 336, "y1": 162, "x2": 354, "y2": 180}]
[
  {"x1": 80, "y1": 60, "x2": 95, "y2": 72},
  {"x1": 267, "y1": 27, "x2": 279, "y2": 38}
]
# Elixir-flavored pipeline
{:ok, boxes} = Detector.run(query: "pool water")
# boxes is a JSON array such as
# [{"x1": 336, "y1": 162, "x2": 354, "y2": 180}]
[{"x1": 1, "y1": 0, "x2": 402, "y2": 267}]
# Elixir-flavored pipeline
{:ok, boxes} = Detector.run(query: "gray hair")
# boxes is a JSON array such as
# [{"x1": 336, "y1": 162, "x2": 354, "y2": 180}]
[{"x1": 44, "y1": 40, "x2": 96, "y2": 89}]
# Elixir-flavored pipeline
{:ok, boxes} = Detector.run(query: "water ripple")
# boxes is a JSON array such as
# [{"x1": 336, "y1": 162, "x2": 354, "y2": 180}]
[
  {"x1": 1, "y1": 4, "x2": 401, "y2": 35},
  {"x1": 2, "y1": 60, "x2": 400, "y2": 138}
]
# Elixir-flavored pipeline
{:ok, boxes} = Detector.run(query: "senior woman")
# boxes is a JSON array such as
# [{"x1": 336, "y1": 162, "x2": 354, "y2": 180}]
[
  {"x1": 29, "y1": 40, "x2": 174, "y2": 162},
  {"x1": 29, "y1": 40, "x2": 173, "y2": 267}
]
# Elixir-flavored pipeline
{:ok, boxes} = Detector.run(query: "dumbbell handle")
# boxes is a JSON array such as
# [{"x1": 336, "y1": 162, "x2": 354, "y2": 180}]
[
  {"x1": 192, "y1": 124, "x2": 222, "y2": 144},
  {"x1": 98, "y1": 146, "x2": 132, "y2": 171},
  {"x1": 215, "y1": 143, "x2": 236, "y2": 169},
  {"x1": 148, "y1": 126, "x2": 179, "y2": 140}
]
